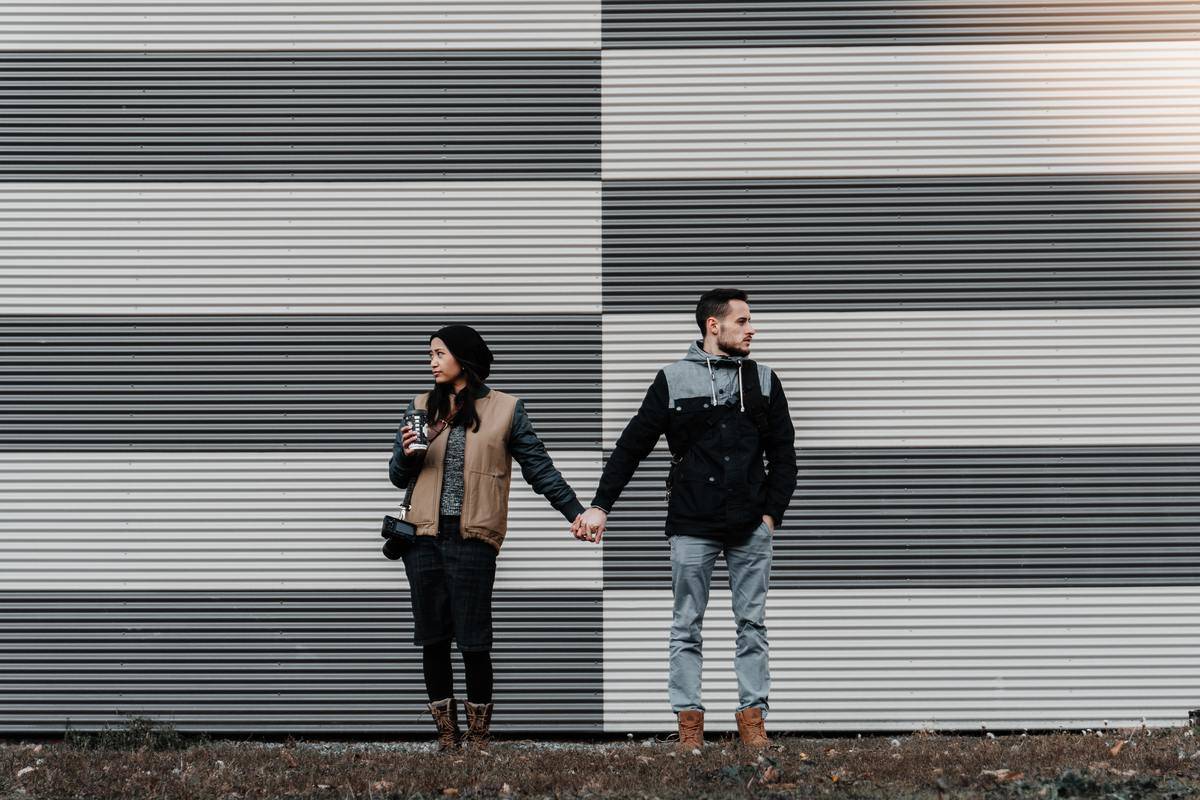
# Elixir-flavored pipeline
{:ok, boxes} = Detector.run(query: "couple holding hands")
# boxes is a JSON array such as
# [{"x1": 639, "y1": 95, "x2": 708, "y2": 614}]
[{"x1": 388, "y1": 288, "x2": 797, "y2": 752}]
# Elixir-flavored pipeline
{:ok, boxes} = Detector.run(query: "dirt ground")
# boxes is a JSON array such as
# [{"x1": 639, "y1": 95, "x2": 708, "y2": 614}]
[{"x1": 3, "y1": 722, "x2": 1200, "y2": 799}]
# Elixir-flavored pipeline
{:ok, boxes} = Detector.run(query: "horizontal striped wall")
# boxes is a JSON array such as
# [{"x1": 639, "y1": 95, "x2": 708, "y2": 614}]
[
  {"x1": 0, "y1": 314, "x2": 601, "y2": 449},
  {"x1": 0, "y1": 51, "x2": 600, "y2": 180},
  {"x1": 598, "y1": 21, "x2": 1200, "y2": 738},
  {"x1": 603, "y1": 175, "x2": 1200, "y2": 311},
  {"x1": 0, "y1": 452, "x2": 601, "y2": 591},
  {"x1": 0, "y1": 591, "x2": 603, "y2": 734},
  {"x1": 0, "y1": 182, "x2": 601, "y2": 314},
  {"x1": 603, "y1": 446, "x2": 1200, "y2": 589},
  {"x1": 602, "y1": 309, "x2": 1200, "y2": 449},
  {"x1": 3, "y1": 0, "x2": 1200, "y2": 736},
  {"x1": 0, "y1": 2, "x2": 601, "y2": 50},
  {"x1": 600, "y1": 309, "x2": 1200, "y2": 589},
  {"x1": 604, "y1": 587, "x2": 1200, "y2": 732},
  {"x1": 603, "y1": 2, "x2": 1200, "y2": 48},
  {"x1": 603, "y1": 41, "x2": 1200, "y2": 179}
]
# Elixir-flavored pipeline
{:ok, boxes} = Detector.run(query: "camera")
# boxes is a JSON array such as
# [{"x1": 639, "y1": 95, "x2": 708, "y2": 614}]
[{"x1": 381, "y1": 513, "x2": 417, "y2": 560}]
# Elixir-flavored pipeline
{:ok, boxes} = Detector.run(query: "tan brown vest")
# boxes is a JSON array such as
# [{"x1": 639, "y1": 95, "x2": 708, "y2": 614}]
[{"x1": 407, "y1": 388, "x2": 519, "y2": 552}]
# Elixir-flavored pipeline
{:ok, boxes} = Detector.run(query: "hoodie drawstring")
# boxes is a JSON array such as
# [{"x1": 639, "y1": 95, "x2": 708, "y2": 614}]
[{"x1": 708, "y1": 355, "x2": 746, "y2": 412}]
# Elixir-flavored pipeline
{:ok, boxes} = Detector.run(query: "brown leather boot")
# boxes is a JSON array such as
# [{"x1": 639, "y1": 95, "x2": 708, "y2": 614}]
[
  {"x1": 463, "y1": 701, "x2": 493, "y2": 748},
  {"x1": 427, "y1": 697, "x2": 461, "y2": 751},
  {"x1": 676, "y1": 709, "x2": 704, "y2": 751},
  {"x1": 735, "y1": 706, "x2": 770, "y2": 749}
]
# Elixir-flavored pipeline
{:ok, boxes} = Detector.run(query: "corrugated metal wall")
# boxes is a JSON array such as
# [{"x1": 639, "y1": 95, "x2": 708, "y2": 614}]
[
  {"x1": 0, "y1": 2, "x2": 605, "y2": 735},
  {"x1": 601, "y1": 2, "x2": 1200, "y2": 733},
  {"x1": 1, "y1": 1, "x2": 1198, "y2": 734}
]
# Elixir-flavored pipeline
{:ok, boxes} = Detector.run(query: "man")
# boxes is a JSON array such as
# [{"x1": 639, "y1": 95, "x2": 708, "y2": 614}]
[{"x1": 574, "y1": 288, "x2": 797, "y2": 751}]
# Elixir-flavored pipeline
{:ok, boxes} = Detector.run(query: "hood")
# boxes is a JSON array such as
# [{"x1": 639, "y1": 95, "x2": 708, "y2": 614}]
[
  {"x1": 684, "y1": 340, "x2": 745, "y2": 367},
  {"x1": 684, "y1": 340, "x2": 748, "y2": 411}
]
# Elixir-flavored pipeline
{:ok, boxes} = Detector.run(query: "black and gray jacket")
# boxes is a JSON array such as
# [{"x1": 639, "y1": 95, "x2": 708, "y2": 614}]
[{"x1": 591, "y1": 341, "x2": 797, "y2": 540}]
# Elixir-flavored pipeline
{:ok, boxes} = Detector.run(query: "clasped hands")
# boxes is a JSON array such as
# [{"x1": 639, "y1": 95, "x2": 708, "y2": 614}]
[{"x1": 571, "y1": 506, "x2": 607, "y2": 543}]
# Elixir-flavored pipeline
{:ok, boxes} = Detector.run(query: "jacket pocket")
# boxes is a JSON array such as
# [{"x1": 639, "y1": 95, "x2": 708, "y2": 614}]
[
  {"x1": 669, "y1": 473, "x2": 725, "y2": 520},
  {"x1": 467, "y1": 468, "x2": 509, "y2": 534}
]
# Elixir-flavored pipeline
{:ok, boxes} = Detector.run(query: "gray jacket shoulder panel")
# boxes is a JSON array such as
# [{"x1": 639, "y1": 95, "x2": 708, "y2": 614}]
[{"x1": 661, "y1": 357, "x2": 773, "y2": 404}]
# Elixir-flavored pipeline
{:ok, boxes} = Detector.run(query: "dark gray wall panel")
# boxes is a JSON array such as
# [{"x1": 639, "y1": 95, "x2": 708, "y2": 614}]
[
  {"x1": 0, "y1": 51, "x2": 599, "y2": 180},
  {"x1": 602, "y1": 446, "x2": 1200, "y2": 589},
  {"x1": 603, "y1": 175, "x2": 1200, "y2": 312},
  {"x1": 0, "y1": 314, "x2": 601, "y2": 450},
  {"x1": 603, "y1": 2, "x2": 1200, "y2": 48},
  {"x1": 0, "y1": 590, "x2": 602, "y2": 734}
]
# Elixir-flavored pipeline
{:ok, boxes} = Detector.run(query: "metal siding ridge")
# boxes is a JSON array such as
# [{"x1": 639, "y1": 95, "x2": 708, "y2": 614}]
[
  {"x1": 0, "y1": 313, "x2": 602, "y2": 449},
  {"x1": 602, "y1": 2, "x2": 1200, "y2": 48},
  {"x1": 601, "y1": 309, "x2": 1200, "y2": 447},
  {"x1": 0, "y1": 51, "x2": 600, "y2": 180},
  {"x1": 601, "y1": 587, "x2": 1200, "y2": 732},
  {"x1": 0, "y1": 182, "x2": 601, "y2": 313},
  {"x1": 0, "y1": 3, "x2": 601, "y2": 50},
  {"x1": 0, "y1": 590, "x2": 602, "y2": 733},
  {"x1": 602, "y1": 42, "x2": 1200, "y2": 179}
]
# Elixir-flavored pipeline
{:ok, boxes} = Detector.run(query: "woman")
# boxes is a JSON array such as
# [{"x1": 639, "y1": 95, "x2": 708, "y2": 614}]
[{"x1": 388, "y1": 324, "x2": 587, "y2": 751}]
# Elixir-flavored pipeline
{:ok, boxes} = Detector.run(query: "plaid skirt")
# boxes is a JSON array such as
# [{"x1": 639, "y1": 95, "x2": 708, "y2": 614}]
[{"x1": 400, "y1": 514, "x2": 497, "y2": 652}]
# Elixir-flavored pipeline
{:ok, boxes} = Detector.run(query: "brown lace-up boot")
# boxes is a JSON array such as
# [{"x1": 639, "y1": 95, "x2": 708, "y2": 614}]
[
  {"x1": 427, "y1": 697, "x2": 461, "y2": 751},
  {"x1": 463, "y1": 701, "x2": 494, "y2": 748},
  {"x1": 734, "y1": 706, "x2": 770, "y2": 749},
  {"x1": 676, "y1": 709, "x2": 704, "y2": 752}
]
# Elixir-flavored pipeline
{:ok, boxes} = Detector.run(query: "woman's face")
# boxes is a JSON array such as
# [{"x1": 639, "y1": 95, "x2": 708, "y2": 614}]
[{"x1": 429, "y1": 337, "x2": 463, "y2": 386}]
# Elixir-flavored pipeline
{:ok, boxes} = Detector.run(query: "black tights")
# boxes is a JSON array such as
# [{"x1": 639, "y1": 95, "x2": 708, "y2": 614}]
[{"x1": 421, "y1": 640, "x2": 493, "y2": 704}]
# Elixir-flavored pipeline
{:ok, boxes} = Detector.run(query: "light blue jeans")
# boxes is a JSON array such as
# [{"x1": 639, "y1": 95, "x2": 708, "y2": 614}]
[{"x1": 668, "y1": 520, "x2": 772, "y2": 714}]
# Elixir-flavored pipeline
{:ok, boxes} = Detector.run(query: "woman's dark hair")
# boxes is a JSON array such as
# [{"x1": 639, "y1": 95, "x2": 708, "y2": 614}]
[
  {"x1": 695, "y1": 287, "x2": 749, "y2": 334},
  {"x1": 427, "y1": 361, "x2": 484, "y2": 433}
]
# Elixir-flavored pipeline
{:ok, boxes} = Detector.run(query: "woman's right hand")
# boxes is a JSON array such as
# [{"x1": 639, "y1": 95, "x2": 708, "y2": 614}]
[{"x1": 401, "y1": 424, "x2": 421, "y2": 457}]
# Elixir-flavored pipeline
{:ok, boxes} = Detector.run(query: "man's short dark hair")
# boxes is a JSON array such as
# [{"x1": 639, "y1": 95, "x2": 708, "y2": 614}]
[{"x1": 695, "y1": 288, "x2": 749, "y2": 334}]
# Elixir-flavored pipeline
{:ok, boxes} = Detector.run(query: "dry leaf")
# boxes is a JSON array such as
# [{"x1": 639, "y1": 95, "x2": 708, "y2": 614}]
[
  {"x1": 1110, "y1": 740, "x2": 1126, "y2": 757},
  {"x1": 980, "y1": 768, "x2": 1023, "y2": 783},
  {"x1": 443, "y1": 789, "x2": 459, "y2": 797}
]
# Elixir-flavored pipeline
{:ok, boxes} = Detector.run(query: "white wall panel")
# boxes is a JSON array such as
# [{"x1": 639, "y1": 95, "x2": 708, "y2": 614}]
[
  {"x1": 603, "y1": 307, "x2": 1200, "y2": 447},
  {"x1": 604, "y1": 587, "x2": 1200, "y2": 732},
  {"x1": 603, "y1": 41, "x2": 1200, "y2": 179},
  {"x1": 0, "y1": 183, "x2": 601, "y2": 314},
  {"x1": 0, "y1": 451, "x2": 601, "y2": 590},
  {"x1": 0, "y1": 2, "x2": 600, "y2": 49}
]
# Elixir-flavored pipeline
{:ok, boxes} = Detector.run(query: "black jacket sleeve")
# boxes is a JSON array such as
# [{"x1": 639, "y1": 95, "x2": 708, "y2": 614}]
[
  {"x1": 762, "y1": 370, "x2": 798, "y2": 528},
  {"x1": 388, "y1": 398, "x2": 421, "y2": 490},
  {"x1": 590, "y1": 369, "x2": 670, "y2": 513},
  {"x1": 508, "y1": 399, "x2": 586, "y2": 523}
]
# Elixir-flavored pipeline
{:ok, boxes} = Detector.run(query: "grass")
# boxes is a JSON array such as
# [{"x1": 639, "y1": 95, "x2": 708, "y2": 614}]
[
  {"x1": 2, "y1": 721, "x2": 1199, "y2": 799},
  {"x1": 62, "y1": 716, "x2": 203, "y2": 752}
]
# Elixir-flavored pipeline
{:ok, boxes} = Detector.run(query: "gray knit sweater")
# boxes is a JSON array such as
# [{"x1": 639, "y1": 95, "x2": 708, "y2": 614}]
[{"x1": 438, "y1": 422, "x2": 467, "y2": 515}]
